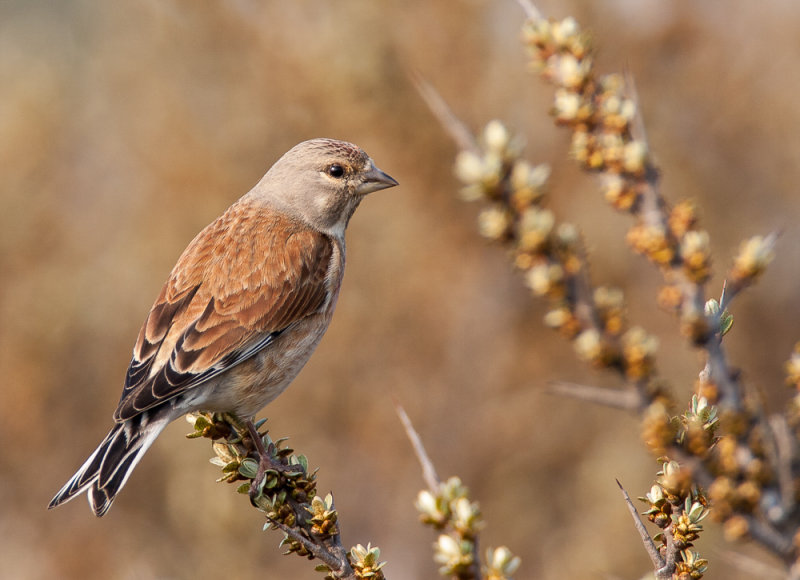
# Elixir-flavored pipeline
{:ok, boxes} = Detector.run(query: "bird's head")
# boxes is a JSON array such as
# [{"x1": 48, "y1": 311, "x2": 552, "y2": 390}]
[{"x1": 255, "y1": 138, "x2": 398, "y2": 236}]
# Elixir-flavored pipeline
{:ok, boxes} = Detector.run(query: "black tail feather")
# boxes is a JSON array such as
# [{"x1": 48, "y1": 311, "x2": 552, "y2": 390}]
[{"x1": 49, "y1": 411, "x2": 169, "y2": 516}]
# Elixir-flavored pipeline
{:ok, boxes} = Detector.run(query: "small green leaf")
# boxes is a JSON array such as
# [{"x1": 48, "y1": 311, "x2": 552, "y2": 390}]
[
  {"x1": 195, "y1": 416, "x2": 212, "y2": 429},
  {"x1": 719, "y1": 311, "x2": 734, "y2": 336},
  {"x1": 238, "y1": 458, "x2": 259, "y2": 478},
  {"x1": 704, "y1": 297, "x2": 733, "y2": 336},
  {"x1": 221, "y1": 460, "x2": 240, "y2": 473},
  {"x1": 252, "y1": 477, "x2": 267, "y2": 498}
]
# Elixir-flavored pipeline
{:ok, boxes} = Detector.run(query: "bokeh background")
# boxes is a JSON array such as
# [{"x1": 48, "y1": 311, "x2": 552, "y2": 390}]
[{"x1": 2, "y1": 1, "x2": 799, "y2": 578}]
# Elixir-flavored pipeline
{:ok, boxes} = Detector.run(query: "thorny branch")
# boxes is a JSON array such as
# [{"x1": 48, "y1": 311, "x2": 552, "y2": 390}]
[
  {"x1": 617, "y1": 479, "x2": 667, "y2": 574},
  {"x1": 186, "y1": 412, "x2": 386, "y2": 580}
]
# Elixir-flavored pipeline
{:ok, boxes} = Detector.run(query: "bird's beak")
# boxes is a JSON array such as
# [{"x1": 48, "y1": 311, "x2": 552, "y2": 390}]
[{"x1": 357, "y1": 161, "x2": 399, "y2": 195}]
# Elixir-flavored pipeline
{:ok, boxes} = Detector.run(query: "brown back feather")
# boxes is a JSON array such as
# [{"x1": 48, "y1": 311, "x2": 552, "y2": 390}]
[{"x1": 114, "y1": 203, "x2": 335, "y2": 421}]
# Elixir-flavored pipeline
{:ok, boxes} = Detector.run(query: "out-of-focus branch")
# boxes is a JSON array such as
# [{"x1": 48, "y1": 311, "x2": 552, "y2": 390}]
[
  {"x1": 395, "y1": 400, "x2": 440, "y2": 492},
  {"x1": 409, "y1": 70, "x2": 478, "y2": 154},
  {"x1": 769, "y1": 415, "x2": 797, "y2": 517},
  {"x1": 411, "y1": 74, "x2": 659, "y2": 412},
  {"x1": 416, "y1": 2, "x2": 797, "y2": 577},
  {"x1": 397, "y1": 404, "x2": 521, "y2": 580},
  {"x1": 515, "y1": 0, "x2": 542, "y2": 20},
  {"x1": 516, "y1": 3, "x2": 782, "y2": 422},
  {"x1": 549, "y1": 381, "x2": 642, "y2": 410},
  {"x1": 720, "y1": 551, "x2": 792, "y2": 580}
]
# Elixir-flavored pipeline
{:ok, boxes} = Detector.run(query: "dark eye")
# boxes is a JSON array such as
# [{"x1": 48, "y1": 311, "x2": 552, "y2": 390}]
[{"x1": 326, "y1": 164, "x2": 345, "y2": 178}]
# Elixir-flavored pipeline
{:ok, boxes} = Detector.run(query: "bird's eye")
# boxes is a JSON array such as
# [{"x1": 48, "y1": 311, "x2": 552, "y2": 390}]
[{"x1": 326, "y1": 164, "x2": 345, "y2": 178}]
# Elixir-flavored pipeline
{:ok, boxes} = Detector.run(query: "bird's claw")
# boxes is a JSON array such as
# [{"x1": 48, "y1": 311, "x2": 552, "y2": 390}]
[{"x1": 245, "y1": 419, "x2": 303, "y2": 505}]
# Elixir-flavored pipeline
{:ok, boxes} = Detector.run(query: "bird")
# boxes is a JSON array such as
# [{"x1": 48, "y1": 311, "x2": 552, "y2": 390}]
[{"x1": 49, "y1": 138, "x2": 398, "y2": 516}]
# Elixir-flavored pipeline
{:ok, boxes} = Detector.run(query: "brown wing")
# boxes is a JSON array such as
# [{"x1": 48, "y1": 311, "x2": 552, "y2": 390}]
[{"x1": 114, "y1": 202, "x2": 334, "y2": 421}]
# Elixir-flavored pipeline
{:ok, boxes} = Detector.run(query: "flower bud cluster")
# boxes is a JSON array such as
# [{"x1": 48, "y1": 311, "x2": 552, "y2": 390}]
[
  {"x1": 785, "y1": 343, "x2": 800, "y2": 428},
  {"x1": 416, "y1": 477, "x2": 519, "y2": 579},
  {"x1": 639, "y1": 392, "x2": 778, "y2": 555},
  {"x1": 705, "y1": 424, "x2": 774, "y2": 536},
  {"x1": 484, "y1": 546, "x2": 521, "y2": 580},
  {"x1": 454, "y1": 120, "x2": 538, "y2": 211},
  {"x1": 521, "y1": 14, "x2": 748, "y2": 338},
  {"x1": 523, "y1": 18, "x2": 645, "y2": 181},
  {"x1": 455, "y1": 121, "x2": 660, "y2": 382},
  {"x1": 308, "y1": 493, "x2": 339, "y2": 537},
  {"x1": 675, "y1": 395, "x2": 720, "y2": 457},
  {"x1": 641, "y1": 398, "x2": 678, "y2": 456},
  {"x1": 621, "y1": 326, "x2": 659, "y2": 381},
  {"x1": 348, "y1": 544, "x2": 386, "y2": 580},
  {"x1": 729, "y1": 235, "x2": 775, "y2": 289},
  {"x1": 675, "y1": 549, "x2": 709, "y2": 580},
  {"x1": 640, "y1": 460, "x2": 710, "y2": 578},
  {"x1": 785, "y1": 342, "x2": 800, "y2": 391},
  {"x1": 515, "y1": 9, "x2": 789, "y2": 576}
]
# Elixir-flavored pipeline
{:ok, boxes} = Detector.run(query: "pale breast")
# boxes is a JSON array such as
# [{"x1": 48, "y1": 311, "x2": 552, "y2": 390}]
[{"x1": 184, "y1": 235, "x2": 346, "y2": 417}]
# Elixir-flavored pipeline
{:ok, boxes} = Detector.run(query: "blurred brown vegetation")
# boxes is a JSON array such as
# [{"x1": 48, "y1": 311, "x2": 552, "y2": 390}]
[{"x1": 2, "y1": 1, "x2": 799, "y2": 578}]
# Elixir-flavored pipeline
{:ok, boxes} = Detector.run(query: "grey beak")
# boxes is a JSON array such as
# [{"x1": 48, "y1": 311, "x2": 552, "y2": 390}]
[{"x1": 357, "y1": 162, "x2": 399, "y2": 195}]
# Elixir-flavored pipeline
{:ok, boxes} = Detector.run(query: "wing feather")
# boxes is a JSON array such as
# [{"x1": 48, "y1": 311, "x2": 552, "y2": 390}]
[{"x1": 114, "y1": 203, "x2": 335, "y2": 422}]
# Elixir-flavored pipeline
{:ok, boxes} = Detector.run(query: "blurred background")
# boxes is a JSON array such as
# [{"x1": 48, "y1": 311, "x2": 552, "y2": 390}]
[{"x1": 2, "y1": 0, "x2": 799, "y2": 578}]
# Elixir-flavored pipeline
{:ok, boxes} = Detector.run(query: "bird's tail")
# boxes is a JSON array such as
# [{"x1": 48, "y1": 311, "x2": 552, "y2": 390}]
[{"x1": 49, "y1": 411, "x2": 170, "y2": 516}]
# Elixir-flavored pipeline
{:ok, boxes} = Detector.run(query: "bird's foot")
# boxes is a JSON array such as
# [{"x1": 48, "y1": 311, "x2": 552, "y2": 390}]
[{"x1": 245, "y1": 419, "x2": 302, "y2": 504}]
